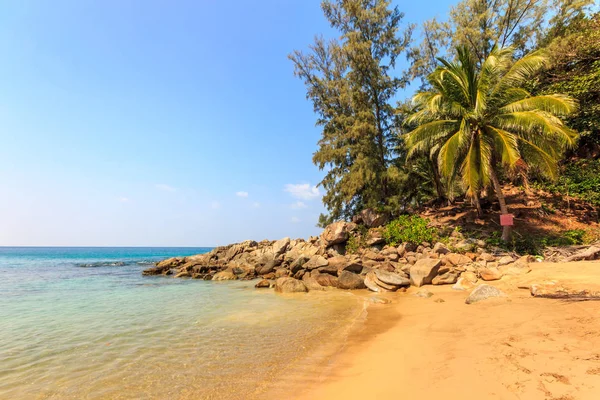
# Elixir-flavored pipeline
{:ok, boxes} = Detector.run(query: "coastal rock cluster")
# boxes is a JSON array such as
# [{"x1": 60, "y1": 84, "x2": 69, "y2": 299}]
[{"x1": 143, "y1": 219, "x2": 533, "y2": 293}]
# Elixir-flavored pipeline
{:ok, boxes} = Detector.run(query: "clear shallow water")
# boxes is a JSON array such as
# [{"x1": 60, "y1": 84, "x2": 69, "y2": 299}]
[{"x1": 0, "y1": 247, "x2": 365, "y2": 399}]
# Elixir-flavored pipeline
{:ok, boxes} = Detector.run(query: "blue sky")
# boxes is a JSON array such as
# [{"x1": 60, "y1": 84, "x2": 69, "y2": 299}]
[{"x1": 0, "y1": 0, "x2": 455, "y2": 246}]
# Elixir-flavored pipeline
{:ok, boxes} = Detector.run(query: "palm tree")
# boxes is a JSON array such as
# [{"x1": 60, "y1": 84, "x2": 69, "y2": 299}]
[{"x1": 405, "y1": 46, "x2": 578, "y2": 241}]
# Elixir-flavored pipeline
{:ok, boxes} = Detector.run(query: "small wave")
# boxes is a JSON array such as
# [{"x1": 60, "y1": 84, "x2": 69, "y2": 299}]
[{"x1": 76, "y1": 261, "x2": 127, "y2": 268}]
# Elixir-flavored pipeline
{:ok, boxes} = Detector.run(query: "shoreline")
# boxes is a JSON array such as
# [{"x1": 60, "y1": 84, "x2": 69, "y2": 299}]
[{"x1": 290, "y1": 260, "x2": 600, "y2": 400}]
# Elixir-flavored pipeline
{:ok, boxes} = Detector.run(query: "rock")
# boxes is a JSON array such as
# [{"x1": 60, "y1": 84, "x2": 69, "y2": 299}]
[
  {"x1": 409, "y1": 259, "x2": 441, "y2": 287},
  {"x1": 373, "y1": 276, "x2": 400, "y2": 291},
  {"x1": 497, "y1": 256, "x2": 515, "y2": 266},
  {"x1": 272, "y1": 237, "x2": 291, "y2": 256},
  {"x1": 444, "y1": 253, "x2": 472, "y2": 267},
  {"x1": 369, "y1": 296, "x2": 391, "y2": 304},
  {"x1": 499, "y1": 264, "x2": 531, "y2": 276},
  {"x1": 366, "y1": 234, "x2": 386, "y2": 246},
  {"x1": 364, "y1": 271, "x2": 383, "y2": 292},
  {"x1": 479, "y1": 267, "x2": 503, "y2": 281},
  {"x1": 452, "y1": 277, "x2": 475, "y2": 291},
  {"x1": 432, "y1": 272, "x2": 458, "y2": 285},
  {"x1": 387, "y1": 253, "x2": 399, "y2": 262},
  {"x1": 478, "y1": 252, "x2": 496, "y2": 262},
  {"x1": 374, "y1": 269, "x2": 410, "y2": 287},
  {"x1": 414, "y1": 288, "x2": 434, "y2": 298},
  {"x1": 434, "y1": 298, "x2": 445, "y2": 303},
  {"x1": 174, "y1": 271, "x2": 191, "y2": 278},
  {"x1": 256, "y1": 259, "x2": 279, "y2": 275},
  {"x1": 302, "y1": 273, "x2": 325, "y2": 291},
  {"x1": 212, "y1": 270, "x2": 237, "y2": 281},
  {"x1": 289, "y1": 256, "x2": 309, "y2": 274},
  {"x1": 293, "y1": 269, "x2": 306, "y2": 280},
  {"x1": 303, "y1": 255, "x2": 329, "y2": 270},
  {"x1": 313, "y1": 272, "x2": 339, "y2": 287},
  {"x1": 275, "y1": 268, "x2": 290, "y2": 278},
  {"x1": 406, "y1": 255, "x2": 417, "y2": 265},
  {"x1": 321, "y1": 221, "x2": 356, "y2": 247},
  {"x1": 461, "y1": 271, "x2": 479, "y2": 284},
  {"x1": 455, "y1": 240, "x2": 475, "y2": 252},
  {"x1": 465, "y1": 284, "x2": 507, "y2": 304},
  {"x1": 363, "y1": 250, "x2": 385, "y2": 261},
  {"x1": 337, "y1": 271, "x2": 366, "y2": 290},
  {"x1": 274, "y1": 277, "x2": 308, "y2": 293},
  {"x1": 432, "y1": 242, "x2": 450, "y2": 254},
  {"x1": 255, "y1": 279, "x2": 271, "y2": 288},
  {"x1": 359, "y1": 208, "x2": 388, "y2": 228}
]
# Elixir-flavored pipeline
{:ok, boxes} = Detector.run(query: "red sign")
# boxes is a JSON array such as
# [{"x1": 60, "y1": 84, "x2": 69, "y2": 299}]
[{"x1": 500, "y1": 214, "x2": 514, "y2": 226}]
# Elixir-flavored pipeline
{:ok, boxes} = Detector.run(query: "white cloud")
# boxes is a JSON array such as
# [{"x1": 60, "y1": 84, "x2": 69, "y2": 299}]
[
  {"x1": 155, "y1": 184, "x2": 176, "y2": 192},
  {"x1": 290, "y1": 201, "x2": 307, "y2": 209},
  {"x1": 211, "y1": 201, "x2": 221, "y2": 209},
  {"x1": 252, "y1": 202, "x2": 261, "y2": 208},
  {"x1": 291, "y1": 216, "x2": 301, "y2": 223},
  {"x1": 284, "y1": 183, "x2": 321, "y2": 201},
  {"x1": 118, "y1": 197, "x2": 130, "y2": 203},
  {"x1": 236, "y1": 191, "x2": 249, "y2": 198}
]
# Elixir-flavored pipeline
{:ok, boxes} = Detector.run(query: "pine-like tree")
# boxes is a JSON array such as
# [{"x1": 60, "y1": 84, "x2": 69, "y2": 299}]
[{"x1": 290, "y1": 0, "x2": 412, "y2": 222}]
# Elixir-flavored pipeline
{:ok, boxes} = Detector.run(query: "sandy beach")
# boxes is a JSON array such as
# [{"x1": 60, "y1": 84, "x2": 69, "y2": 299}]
[{"x1": 294, "y1": 260, "x2": 600, "y2": 400}]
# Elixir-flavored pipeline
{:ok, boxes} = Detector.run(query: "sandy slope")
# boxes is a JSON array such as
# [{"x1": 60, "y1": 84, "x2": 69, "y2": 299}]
[{"x1": 295, "y1": 261, "x2": 600, "y2": 400}]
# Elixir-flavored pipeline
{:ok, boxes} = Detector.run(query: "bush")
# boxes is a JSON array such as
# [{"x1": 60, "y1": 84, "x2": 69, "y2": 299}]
[
  {"x1": 534, "y1": 160, "x2": 600, "y2": 206},
  {"x1": 383, "y1": 215, "x2": 436, "y2": 246}
]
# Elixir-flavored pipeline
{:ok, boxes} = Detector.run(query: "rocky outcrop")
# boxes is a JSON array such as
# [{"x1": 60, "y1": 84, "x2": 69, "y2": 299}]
[
  {"x1": 410, "y1": 259, "x2": 441, "y2": 287},
  {"x1": 337, "y1": 271, "x2": 366, "y2": 290}
]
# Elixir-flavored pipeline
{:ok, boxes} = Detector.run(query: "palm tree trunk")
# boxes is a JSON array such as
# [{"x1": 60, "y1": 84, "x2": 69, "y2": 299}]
[
  {"x1": 473, "y1": 193, "x2": 483, "y2": 218},
  {"x1": 489, "y1": 166, "x2": 511, "y2": 242},
  {"x1": 429, "y1": 158, "x2": 446, "y2": 202}
]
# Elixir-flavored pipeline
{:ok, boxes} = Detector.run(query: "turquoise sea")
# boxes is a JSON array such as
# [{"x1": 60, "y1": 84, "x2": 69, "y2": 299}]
[{"x1": 0, "y1": 247, "x2": 365, "y2": 399}]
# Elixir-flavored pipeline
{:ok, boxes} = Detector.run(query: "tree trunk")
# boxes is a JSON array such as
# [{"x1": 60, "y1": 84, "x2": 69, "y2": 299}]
[
  {"x1": 473, "y1": 193, "x2": 483, "y2": 218},
  {"x1": 489, "y1": 166, "x2": 511, "y2": 242},
  {"x1": 430, "y1": 158, "x2": 446, "y2": 202}
]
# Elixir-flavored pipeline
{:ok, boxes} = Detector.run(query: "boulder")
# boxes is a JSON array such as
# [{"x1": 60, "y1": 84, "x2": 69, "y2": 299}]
[
  {"x1": 272, "y1": 237, "x2": 291, "y2": 256},
  {"x1": 465, "y1": 284, "x2": 507, "y2": 304},
  {"x1": 364, "y1": 271, "x2": 383, "y2": 292},
  {"x1": 409, "y1": 258, "x2": 442, "y2": 287},
  {"x1": 274, "y1": 268, "x2": 290, "y2": 278},
  {"x1": 212, "y1": 270, "x2": 237, "y2": 281},
  {"x1": 452, "y1": 277, "x2": 475, "y2": 291},
  {"x1": 478, "y1": 252, "x2": 497, "y2": 262},
  {"x1": 479, "y1": 267, "x2": 503, "y2": 281},
  {"x1": 302, "y1": 273, "x2": 325, "y2": 291},
  {"x1": 174, "y1": 271, "x2": 191, "y2": 278},
  {"x1": 432, "y1": 242, "x2": 450, "y2": 255},
  {"x1": 321, "y1": 221, "x2": 356, "y2": 247},
  {"x1": 497, "y1": 256, "x2": 515, "y2": 266},
  {"x1": 444, "y1": 253, "x2": 472, "y2": 267},
  {"x1": 337, "y1": 270, "x2": 366, "y2": 290},
  {"x1": 303, "y1": 255, "x2": 329, "y2": 270},
  {"x1": 499, "y1": 264, "x2": 531, "y2": 276},
  {"x1": 374, "y1": 269, "x2": 410, "y2": 287},
  {"x1": 432, "y1": 272, "x2": 458, "y2": 285},
  {"x1": 289, "y1": 256, "x2": 309, "y2": 274},
  {"x1": 255, "y1": 279, "x2": 271, "y2": 288},
  {"x1": 274, "y1": 277, "x2": 308, "y2": 293},
  {"x1": 313, "y1": 272, "x2": 339, "y2": 288},
  {"x1": 256, "y1": 259, "x2": 279, "y2": 275},
  {"x1": 461, "y1": 271, "x2": 479, "y2": 284},
  {"x1": 363, "y1": 250, "x2": 385, "y2": 261},
  {"x1": 359, "y1": 208, "x2": 388, "y2": 228}
]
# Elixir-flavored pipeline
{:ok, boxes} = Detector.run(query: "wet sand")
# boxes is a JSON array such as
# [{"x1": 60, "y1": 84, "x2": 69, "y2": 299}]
[{"x1": 292, "y1": 260, "x2": 600, "y2": 400}]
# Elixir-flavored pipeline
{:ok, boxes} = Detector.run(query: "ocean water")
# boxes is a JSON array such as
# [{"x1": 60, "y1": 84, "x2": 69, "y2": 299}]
[{"x1": 0, "y1": 247, "x2": 365, "y2": 399}]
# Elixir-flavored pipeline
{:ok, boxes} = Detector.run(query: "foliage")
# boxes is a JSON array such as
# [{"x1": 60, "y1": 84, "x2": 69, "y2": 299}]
[
  {"x1": 405, "y1": 46, "x2": 578, "y2": 231},
  {"x1": 290, "y1": 0, "x2": 413, "y2": 221},
  {"x1": 487, "y1": 229, "x2": 588, "y2": 255},
  {"x1": 383, "y1": 215, "x2": 436, "y2": 246},
  {"x1": 534, "y1": 159, "x2": 600, "y2": 206},
  {"x1": 534, "y1": 13, "x2": 600, "y2": 153}
]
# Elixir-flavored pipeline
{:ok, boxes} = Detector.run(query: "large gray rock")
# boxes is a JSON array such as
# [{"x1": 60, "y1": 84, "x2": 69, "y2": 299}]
[
  {"x1": 432, "y1": 242, "x2": 450, "y2": 255},
  {"x1": 374, "y1": 269, "x2": 410, "y2": 287},
  {"x1": 465, "y1": 284, "x2": 507, "y2": 304},
  {"x1": 302, "y1": 273, "x2": 325, "y2": 291},
  {"x1": 409, "y1": 259, "x2": 442, "y2": 287},
  {"x1": 359, "y1": 208, "x2": 388, "y2": 228},
  {"x1": 274, "y1": 277, "x2": 308, "y2": 293},
  {"x1": 337, "y1": 271, "x2": 366, "y2": 290},
  {"x1": 364, "y1": 271, "x2": 382, "y2": 292},
  {"x1": 313, "y1": 272, "x2": 339, "y2": 288},
  {"x1": 320, "y1": 221, "x2": 356, "y2": 247},
  {"x1": 432, "y1": 271, "x2": 458, "y2": 285}
]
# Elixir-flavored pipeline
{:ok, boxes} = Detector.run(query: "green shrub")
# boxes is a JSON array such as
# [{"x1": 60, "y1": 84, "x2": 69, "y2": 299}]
[
  {"x1": 383, "y1": 215, "x2": 436, "y2": 246},
  {"x1": 534, "y1": 160, "x2": 600, "y2": 206}
]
